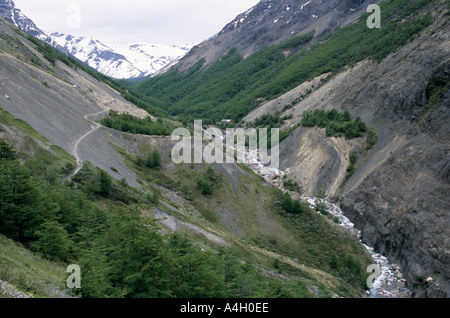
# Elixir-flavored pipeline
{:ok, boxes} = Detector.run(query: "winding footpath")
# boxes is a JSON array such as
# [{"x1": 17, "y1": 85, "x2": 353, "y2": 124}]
[{"x1": 62, "y1": 109, "x2": 109, "y2": 183}]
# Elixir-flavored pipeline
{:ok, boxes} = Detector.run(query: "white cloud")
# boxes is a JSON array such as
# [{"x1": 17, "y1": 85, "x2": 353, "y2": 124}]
[{"x1": 13, "y1": 0, "x2": 260, "y2": 45}]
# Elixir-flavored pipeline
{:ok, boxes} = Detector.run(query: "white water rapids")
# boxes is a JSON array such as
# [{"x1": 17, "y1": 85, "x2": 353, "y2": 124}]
[
  {"x1": 302, "y1": 197, "x2": 411, "y2": 298},
  {"x1": 223, "y1": 136, "x2": 412, "y2": 298}
]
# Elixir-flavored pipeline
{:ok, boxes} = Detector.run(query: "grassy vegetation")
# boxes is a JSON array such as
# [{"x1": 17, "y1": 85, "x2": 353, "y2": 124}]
[
  {"x1": 114, "y1": 142, "x2": 373, "y2": 297},
  {"x1": 419, "y1": 74, "x2": 449, "y2": 122},
  {"x1": 0, "y1": 234, "x2": 67, "y2": 298},
  {"x1": 301, "y1": 109, "x2": 368, "y2": 139},
  {"x1": 0, "y1": 108, "x2": 49, "y2": 143},
  {"x1": 0, "y1": 107, "x2": 76, "y2": 186},
  {"x1": 25, "y1": 35, "x2": 59, "y2": 66},
  {"x1": 274, "y1": 197, "x2": 372, "y2": 294},
  {"x1": 0, "y1": 31, "x2": 43, "y2": 69},
  {"x1": 0, "y1": 102, "x2": 373, "y2": 299},
  {"x1": 99, "y1": 110, "x2": 174, "y2": 136},
  {"x1": 283, "y1": 178, "x2": 302, "y2": 193},
  {"x1": 344, "y1": 151, "x2": 358, "y2": 185},
  {"x1": 133, "y1": 0, "x2": 434, "y2": 123},
  {"x1": 0, "y1": 138, "x2": 333, "y2": 298},
  {"x1": 301, "y1": 108, "x2": 379, "y2": 156},
  {"x1": 249, "y1": 112, "x2": 293, "y2": 128},
  {"x1": 365, "y1": 127, "x2": 379, "y2": 151},
  {"x1": 242, "y1": 111, "x2": 300, "y2": 147},
  {"x1": 133, "y1": 34, "x2": 314, "y2": 122}
]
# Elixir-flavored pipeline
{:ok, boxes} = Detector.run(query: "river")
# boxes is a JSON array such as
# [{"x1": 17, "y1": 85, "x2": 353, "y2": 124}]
[
  {"x1": 302, "y1": 196, "x2": 412, "y2": 298},
  {"x1": 233, "y1": 142, "x2": 412, "y2": 298}
]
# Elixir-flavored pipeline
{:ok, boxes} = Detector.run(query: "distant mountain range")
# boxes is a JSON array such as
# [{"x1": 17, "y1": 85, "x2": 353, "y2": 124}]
[
  {"x1": 49, "y1": 32, "x2": 192, "y2": 79},
  {"x1": 0, "y1": 0, "x2": 46, "y2": 39},
  {"x1": 0, "y1": 0, "x2": 192, "y2": 79},
  {"x1": 133, "y1": 0, "x2": 450, "y2": 299}
]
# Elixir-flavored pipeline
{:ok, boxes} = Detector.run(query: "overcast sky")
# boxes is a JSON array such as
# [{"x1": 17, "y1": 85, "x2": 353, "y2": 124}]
[{"x1": 13, "y1": 0, "x2": 260, "y2": 46}]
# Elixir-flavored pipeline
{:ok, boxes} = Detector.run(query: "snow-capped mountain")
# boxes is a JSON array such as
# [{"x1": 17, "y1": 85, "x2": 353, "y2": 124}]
[
  {"x1": 0, "y1": 0, "x2": 47, "y2": 40},
  {"x1": 1, "y1": 0, "x2": 192, "y2": 79},
  {"x1": 49, "y1": 32, "x2": 193, "y2": 79}
]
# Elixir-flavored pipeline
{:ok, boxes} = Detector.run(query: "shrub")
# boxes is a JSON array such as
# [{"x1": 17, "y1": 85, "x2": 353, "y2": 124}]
[
  {"x1": 0, "y1": 139, "x2": 16, "y2": 160},
  {"x1": 100, "y1": 111, "x2": 172, "y2": 136},
  {"x1": 344, "y1": 254, "x2": 362, "y2": 275},
  {"x1": 146, "y1": 149, "x2": 162, "y2": 168},
  {"x1": 34, "y1": 221, "x2": 72, "y2": 261},
  {"x1": 301, "y1": 109, "x2": 378, "y2": 153},
  {"x1": 197, "y1": 166, "x2": 220, "y2": 195},
  {"x1": 99, "y1": 170, "x2": 112, "y2": 195},
  {"x1": 315, "y1": 202, "x2": 329, "y2": 216},
  {"x1": 199, "y1": 180, "x2": 212, "y2": 195},
  {"x1": 283, "y1": 179, "x2": 302, "y2": 193},
  {"x1": 281, "y1": 193, "x2": 304, "y2": 214}
]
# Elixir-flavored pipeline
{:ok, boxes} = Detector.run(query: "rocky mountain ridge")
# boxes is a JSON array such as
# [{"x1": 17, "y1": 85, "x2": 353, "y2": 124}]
[
  {"x1": 0, "y1": 0, "x2": 191, "y2": 79},
  {"x1": 0, "y1": 0, "x2": 46, "y2": 40},
  {"x1": 177, "y1": 0, "x2": 379, "y2": 71},
  {"x1": 49, "y1": 32, "x2": 192, "y2": 79},
  {"x1": 155, "y1": 0, "x2": 449, "y2": 298}
]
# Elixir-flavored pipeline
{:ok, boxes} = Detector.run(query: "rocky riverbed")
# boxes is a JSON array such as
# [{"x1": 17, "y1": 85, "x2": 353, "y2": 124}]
[
  {"x1": 0, "y1": 279, "x2": 32, "y2": 298},
  {"x1": 303, "y1": 197, "x2": 412, "y2": 298},
  {"x1": 237, "y1": 145, "x2": 412, "y2": 298}
]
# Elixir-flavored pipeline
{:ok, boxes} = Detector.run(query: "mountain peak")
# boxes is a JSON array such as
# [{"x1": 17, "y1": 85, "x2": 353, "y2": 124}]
[
  {"x1": 1, "y1": 1, "x2": 192, "y2": 80},
  {"x1": 177, "y1": 0, "x2": 371, "y2": 71},
  {"x1": 49, "y1": 32, "x2": 192, "y2": 79},
  {"x1": 0, "y1": 0, "x2": 47, "y2": 39}
]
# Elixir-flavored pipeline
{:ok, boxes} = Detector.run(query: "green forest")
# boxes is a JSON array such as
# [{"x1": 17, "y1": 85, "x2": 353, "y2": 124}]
[
  {"x1": 132, "y1": 0, "x2": 433, "y2": 123},
  {"x1": 0, "y1": 139, "x2": 306, "y2": 297},
  {"x1": 99, "y1": 110, "x2": 174, "y2": 136},
  {"x1": 301, "y1": 109, "x2": 367, "y2": 139},
  {"x1": 0, "y1": 0, "x2": 436, "y2": 300},
  {"x1": 0, "y1": 132, "x2": 372, "y2": 298}
]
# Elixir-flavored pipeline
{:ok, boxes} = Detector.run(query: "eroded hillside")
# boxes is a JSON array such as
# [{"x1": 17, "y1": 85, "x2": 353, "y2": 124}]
[
  {"x1": 239, "y1": 1, "x2": 450, "y2": 297},
  {"x1": 0, "y1": 17, "x2": 374, "y2": 298}
]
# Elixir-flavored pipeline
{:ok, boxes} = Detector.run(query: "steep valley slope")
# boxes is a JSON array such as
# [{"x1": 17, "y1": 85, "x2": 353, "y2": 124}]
[
  {"x1": 0, "y1": 0, "x2": 448, "y2": 299},
  {"x1": 240, "y1": 2, "x2": 449, "y2": 297},
  {"x1": 136, "y1": 0, "x2": 449, "y2": 297},
  {"x1": 0, "y1": 18, "x2": 375, "y2": 298},
  {"x1": 177, "y1": 0, "x2": 380, "y2": 71}
]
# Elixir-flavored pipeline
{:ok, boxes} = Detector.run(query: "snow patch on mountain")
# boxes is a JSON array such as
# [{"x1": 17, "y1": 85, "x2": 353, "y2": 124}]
[
  {"x1": 49, "y1": 32, "x2": 193, "y2": 79},
  {"x1": 0, "y1": 0, "x2": 45, "y2": 38},
  {"x1": 1, "y1": 0, "x2": 192, "y2": 79}
]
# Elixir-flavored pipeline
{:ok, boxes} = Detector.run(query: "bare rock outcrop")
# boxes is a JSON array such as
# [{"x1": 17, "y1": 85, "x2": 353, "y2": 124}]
[{"x1": 275, "y1": 7, "x2": 449, "y2": 297}]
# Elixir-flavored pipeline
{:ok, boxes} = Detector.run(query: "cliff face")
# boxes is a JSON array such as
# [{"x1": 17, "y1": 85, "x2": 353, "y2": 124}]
[
  {"x1": 273, "y1": 5, "x2": 449, "y2": 297},
  {"x1": 158, "y1": 0, "x2": 449, "y2": 297},
  {"x1": 339, "y1": 50, "x2": 449, "y2": 297}
]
